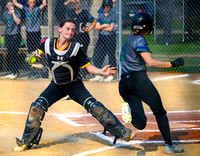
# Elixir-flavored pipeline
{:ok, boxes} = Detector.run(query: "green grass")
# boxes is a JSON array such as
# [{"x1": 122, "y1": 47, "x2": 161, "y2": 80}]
[
  {"x1": 148, "y1": 42, "x2": 200, "y2": 55},
  {"x1": 122, "y1": 34, "x2": 200, "y2": 54}
]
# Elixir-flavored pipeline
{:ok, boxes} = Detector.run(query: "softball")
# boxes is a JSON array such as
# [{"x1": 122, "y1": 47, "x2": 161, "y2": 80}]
[{"x1": 30, "y1": 56, "x2": 37, "y2": 64}]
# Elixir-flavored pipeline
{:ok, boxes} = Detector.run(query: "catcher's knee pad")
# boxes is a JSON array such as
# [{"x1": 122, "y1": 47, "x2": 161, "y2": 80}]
[
  {"x1": 19, "y1": 97, "x2": 49, "y2": 148},
  {"x1": 84, "y1": 97, "x2": 133, "y2": 142}
]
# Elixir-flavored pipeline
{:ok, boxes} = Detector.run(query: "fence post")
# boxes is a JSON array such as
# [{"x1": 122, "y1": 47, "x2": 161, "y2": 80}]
[
  {"x1": 154, "y1": 0, "x2": 157, "y2": 43},
  {"x1": 48, "y1": 0, "x2": 54, "y2": 38},
  {"x1": 182, "y1": 0, "x2": 185, "y2": 42}
]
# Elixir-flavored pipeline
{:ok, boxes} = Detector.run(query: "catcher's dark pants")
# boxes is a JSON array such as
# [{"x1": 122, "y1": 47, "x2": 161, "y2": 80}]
[
  {"x1": 39, "y1": 78, "x2": 92, "y2": 107},
  {"x1": 5, "y1": 33, "x2": 21, "y2": 74},
  {"x1": 93, "y1": 34, "x2": 116, "y2": 69},
  {"x1": 119, "y1": 71, "x2": 172, "y2": 145}
]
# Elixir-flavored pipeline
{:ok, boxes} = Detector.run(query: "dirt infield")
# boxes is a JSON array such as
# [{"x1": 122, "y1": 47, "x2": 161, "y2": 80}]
[{"x1": 0, "y1": 72, "x2": 200, "y2": 156}]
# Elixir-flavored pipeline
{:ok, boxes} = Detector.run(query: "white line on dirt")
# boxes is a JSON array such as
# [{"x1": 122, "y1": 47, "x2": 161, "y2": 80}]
[
  {"x1": 55, "y1": 114, "x2": 200, "y2": 127},
  {"x1": 1, "y1": 110, "x2": 199, "y2": 115},
  {"x1": 0, "y1": 110, "x2": 200, "y2": 127},
  {"x1": 72, "y1": 131, "x2": 200, "y2": 156},
  {"x1": 135, "y1": 127, "x2": 200, "y2": 133},
  {"x1": 0, "y1": 110, "x2": 199, "y2": 155},
  {"x1": 151, "y1": 74, "x2": 189, "y2": 82},
  {"x1": 191, "y1": 80, "x2": 200, "y2": 85}
]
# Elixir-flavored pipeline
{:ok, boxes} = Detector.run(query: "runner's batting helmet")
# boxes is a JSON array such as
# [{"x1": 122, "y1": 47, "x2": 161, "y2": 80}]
[
  {"x1": 102, "y1": 0, "x2": 113, "y2": 8},
  {"x1": 131, "y1": 12, "x2": 153, "y2": 34}
]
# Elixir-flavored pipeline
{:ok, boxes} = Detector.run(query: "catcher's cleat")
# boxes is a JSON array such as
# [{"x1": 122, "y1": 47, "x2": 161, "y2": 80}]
[
  {"x1": 14, "y1": 138, "x2": 27, "y2": 152},
  {"x1": 124, "y1": 131, "x2": 136, "y2": 142},
  {"x1": 14, "y1": 127, "x2": 43, "y2": 152},
  {"x1": 121, "y1": 102, "x2": 132, "y2": 124}
]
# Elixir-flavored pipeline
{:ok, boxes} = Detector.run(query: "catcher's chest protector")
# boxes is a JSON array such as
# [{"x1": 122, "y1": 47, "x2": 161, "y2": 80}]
[{"x1": 45, "y1": 38, "x2": 81, "y2": 85}]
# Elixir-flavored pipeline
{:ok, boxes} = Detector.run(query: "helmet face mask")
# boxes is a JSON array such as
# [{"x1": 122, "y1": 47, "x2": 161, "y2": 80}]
[{"x1": 131, "y1": 12, "x2": 154, "y2": 34}]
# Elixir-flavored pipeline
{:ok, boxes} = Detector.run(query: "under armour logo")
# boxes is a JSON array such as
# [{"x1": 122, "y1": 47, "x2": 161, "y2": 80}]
[{"x1": 57, "y1": 56, "x2": 63, "y2": 61}]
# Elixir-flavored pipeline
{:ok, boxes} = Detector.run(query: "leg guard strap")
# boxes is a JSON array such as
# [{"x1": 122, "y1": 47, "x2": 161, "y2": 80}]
[{"x1": 16, "y1": 127, "x2": 43, "y2": 149}]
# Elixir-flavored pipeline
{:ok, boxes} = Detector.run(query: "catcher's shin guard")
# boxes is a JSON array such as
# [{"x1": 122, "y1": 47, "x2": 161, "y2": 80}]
[
  {"x1": 15, "y1": 97, "x2": 48, "y2": 151},
  {"x1": 84, "y1": 97, "x2": 135, "y2": 144}
]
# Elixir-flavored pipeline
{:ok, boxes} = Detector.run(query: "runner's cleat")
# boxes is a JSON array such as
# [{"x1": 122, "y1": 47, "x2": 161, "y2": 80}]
[
  {"x1": 121, "y1": 102, "x2": 132, "y2": 124},
  {"x1": 165, "y1": 144, "x2": 184, "y2": 153}
]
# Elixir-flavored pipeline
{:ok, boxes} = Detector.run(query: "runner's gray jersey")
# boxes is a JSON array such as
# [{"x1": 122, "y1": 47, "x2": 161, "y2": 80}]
[{"x1": 120, "y1": 34, "x2": 151, "y2": 75}]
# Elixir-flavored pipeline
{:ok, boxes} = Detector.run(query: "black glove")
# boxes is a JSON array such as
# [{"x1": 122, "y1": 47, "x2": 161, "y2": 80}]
[{"x1": 171, "y1": 57, "x2": 184, "y2": 67}]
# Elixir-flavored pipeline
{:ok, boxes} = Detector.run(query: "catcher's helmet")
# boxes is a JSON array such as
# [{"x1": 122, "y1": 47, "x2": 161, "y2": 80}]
[
  {"x1": 102, "y1": 0, "x2": 113, "y2": 8},
  {"x1": 131, "y1": 12, "x2": 153, "y2": 34}
]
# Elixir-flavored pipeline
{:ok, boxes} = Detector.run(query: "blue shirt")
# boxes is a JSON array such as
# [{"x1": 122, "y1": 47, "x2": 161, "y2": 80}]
[
  {"x1": 97, "y1": 12, "x2": 116, "y2": 36},
  {"x1": 2, "y1": 10, "x2": 21, "y2": 35},
  {"x1": 22, "y1": 6, "x2": 41, "y2": 32}
]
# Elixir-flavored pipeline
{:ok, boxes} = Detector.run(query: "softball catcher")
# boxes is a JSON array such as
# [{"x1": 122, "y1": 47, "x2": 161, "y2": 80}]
[{"x1": 14, "y1": 18, "x2": 135, "y2": 152}]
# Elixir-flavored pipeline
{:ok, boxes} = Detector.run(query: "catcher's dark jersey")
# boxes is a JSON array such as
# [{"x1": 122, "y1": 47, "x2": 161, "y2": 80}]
[
  {"x1": 37, "y1": 38, "x2": 90, "y2": 85},
  {"x1": 120, "y1": 34, "x2": 151, "y2": 75}
]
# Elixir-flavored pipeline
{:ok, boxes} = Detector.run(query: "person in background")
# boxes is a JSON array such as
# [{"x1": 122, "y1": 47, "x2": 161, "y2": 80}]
[
  {"x1": 13, "y1": 0, "x2": 47, "y2": 79},
  {"x1": 119, "y1": 11, "x2": 184, "y2": 154},
  {"x1": 64, "y1": 0, "x2": 97, "y2": 80},
  {"x1": 2, "y1": 0, "x2": 22, "y2": 79},
  {"x1": 14, "y1": 18, "x2": 135, "y2": 152},
  {"x1": 98, "y1": 0, "x2": 117, "y2": 14},
  {"x1": 89, "y1": 0, "x2": 116, "y2": 82}
]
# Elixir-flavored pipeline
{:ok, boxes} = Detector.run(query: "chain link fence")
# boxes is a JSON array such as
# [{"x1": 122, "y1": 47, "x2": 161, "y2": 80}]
[{"x1": 0, "y1": 0, "x2": 199, "y2": 81}]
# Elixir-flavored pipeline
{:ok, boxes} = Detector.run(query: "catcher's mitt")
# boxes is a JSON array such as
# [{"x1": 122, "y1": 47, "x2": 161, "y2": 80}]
[{"x1": 25, "y1": 52, "x2": 44, "y2": 69}]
